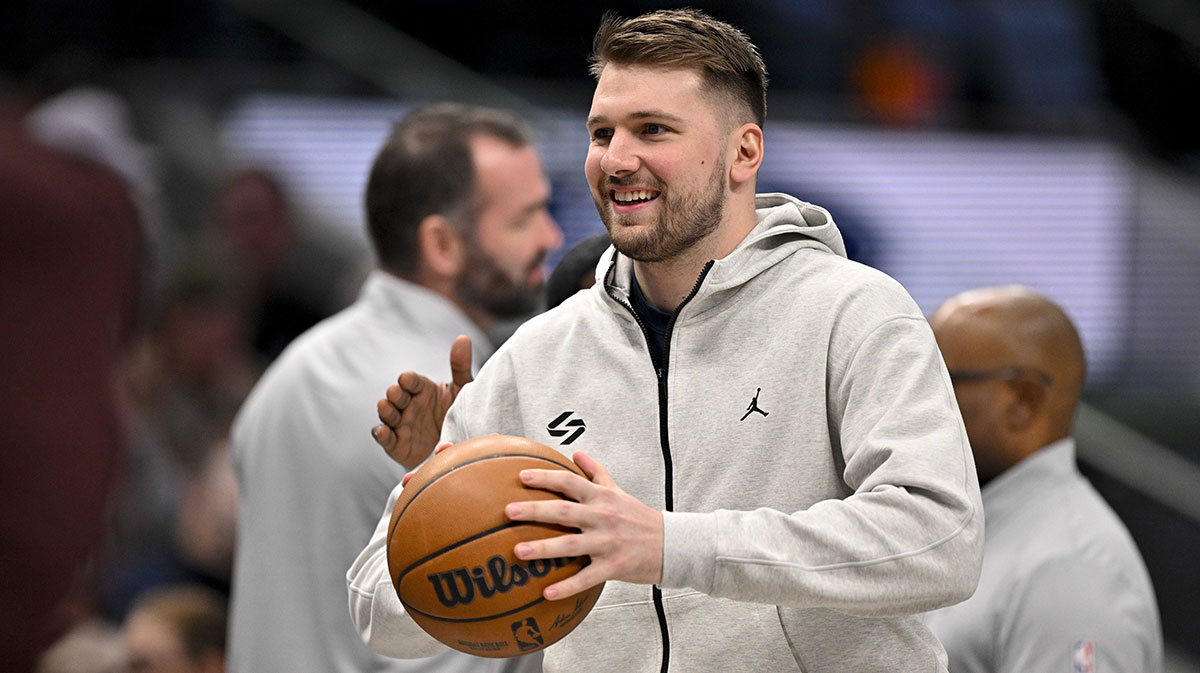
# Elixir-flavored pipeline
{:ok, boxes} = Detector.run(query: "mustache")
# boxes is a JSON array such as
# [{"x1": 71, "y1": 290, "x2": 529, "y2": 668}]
[
  {"x1": 526, "y1": 251, "x2": 548, "y2": 276},
  {"x1": 603, "y1": 174, "x2": 665, "y2": 190}
]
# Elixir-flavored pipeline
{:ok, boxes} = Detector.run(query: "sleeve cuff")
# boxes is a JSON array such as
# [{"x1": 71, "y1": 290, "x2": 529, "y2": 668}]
[{"x1": 659, "y1": 511, "x2": 719, "y2": 593}]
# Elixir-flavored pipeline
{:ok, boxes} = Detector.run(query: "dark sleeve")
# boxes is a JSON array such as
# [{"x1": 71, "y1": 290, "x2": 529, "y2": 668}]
[{"x1": 0, "y1": 124, "x2": 143, "y2": 669}]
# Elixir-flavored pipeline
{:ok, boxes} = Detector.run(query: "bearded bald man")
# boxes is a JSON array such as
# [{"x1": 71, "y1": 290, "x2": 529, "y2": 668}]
[{"x1": 924, "y1": 286, "x2": 1162, "y2": 673}]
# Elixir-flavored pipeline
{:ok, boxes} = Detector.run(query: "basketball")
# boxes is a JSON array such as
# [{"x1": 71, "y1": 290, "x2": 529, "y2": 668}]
[{"x1": 386, "y1": 434, "x2": 604, "y2": 657}]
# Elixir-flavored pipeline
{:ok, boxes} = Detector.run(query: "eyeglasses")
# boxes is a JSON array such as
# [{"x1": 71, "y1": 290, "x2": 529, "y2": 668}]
[{"x1": 947, "y1": 367, "x2": 1053, "y2": 387}]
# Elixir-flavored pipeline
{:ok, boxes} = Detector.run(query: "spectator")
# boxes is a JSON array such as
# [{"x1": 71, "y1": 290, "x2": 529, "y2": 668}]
[
  {"x1": 227, "y1": 103, "x2": 560, "y2": 673},
  {"x1": 122, "y1": 585, "x2": 227, "y2": 673},
  {"x1": 212, "y1": 168, "x2": 351, "y2": 364},
  {"x1": 99, "y1": 256, "x2": 253, "y2": 620},
  {"x1": 924, "y1": 285, "x2": 1162, "y2": 673},
  {"x1": 1, "y1": 80, "x2": 142, "y2": 672}
]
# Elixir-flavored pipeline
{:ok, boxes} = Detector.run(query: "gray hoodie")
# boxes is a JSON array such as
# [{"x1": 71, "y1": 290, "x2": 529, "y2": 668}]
[{"x1": 348, "y1": 193, "x2": 984, "y2": 672}]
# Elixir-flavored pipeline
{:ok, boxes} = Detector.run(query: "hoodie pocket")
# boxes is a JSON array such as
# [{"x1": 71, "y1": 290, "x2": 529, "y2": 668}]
[
  {"x1": 777, "y1": 607, "x2": 946, "y2": 672},
  {"x1": 661, "y1": 590, "x2": 802, "y2": 671}
]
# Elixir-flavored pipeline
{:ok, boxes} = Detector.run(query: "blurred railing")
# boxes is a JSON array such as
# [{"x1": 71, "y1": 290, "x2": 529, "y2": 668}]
[
  {"x1": 1077, "y1": 403, "x2": 1200, "y2": 523},
  {"x1": 227, "y1": 0, "x2": 536, "y2": 115}
]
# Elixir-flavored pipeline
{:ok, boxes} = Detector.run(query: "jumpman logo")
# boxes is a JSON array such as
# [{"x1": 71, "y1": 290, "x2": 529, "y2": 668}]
[{"x1": 740, "y1": 388, "x2": 769, "y2": 421}]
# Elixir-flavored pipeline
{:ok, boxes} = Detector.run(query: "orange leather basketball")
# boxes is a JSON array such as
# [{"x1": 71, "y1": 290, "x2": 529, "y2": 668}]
[{"x1": 386, "y1": 435, "x2": 604, "y2": 657}]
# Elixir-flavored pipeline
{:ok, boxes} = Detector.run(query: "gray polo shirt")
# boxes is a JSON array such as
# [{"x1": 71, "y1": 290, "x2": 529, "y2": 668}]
[{"x1": 924, "y1": 438, "x2": 1161, "y2": 673}]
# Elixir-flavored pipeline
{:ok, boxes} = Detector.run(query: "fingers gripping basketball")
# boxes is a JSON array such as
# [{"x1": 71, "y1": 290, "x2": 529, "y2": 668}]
[{"x1": 386, "y1": 435, "x2": 604, "y2": 657}]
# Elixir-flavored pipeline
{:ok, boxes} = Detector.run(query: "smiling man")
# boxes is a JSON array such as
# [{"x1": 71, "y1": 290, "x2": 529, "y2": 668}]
[
  {"x1": 351, "y1": 10, "x2": 983, "y2": 672},
  {"x1": 230, "y1": 104, "x2": 559, "y2": 673}
]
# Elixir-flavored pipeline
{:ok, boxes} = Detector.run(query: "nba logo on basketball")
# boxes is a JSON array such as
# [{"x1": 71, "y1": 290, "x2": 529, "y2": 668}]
[
  {"x1": 1072, "y1": 640, "x2": 1094, "y2": 673},
  {"x1": 512, "y1": 617, "x2": 544, "y2": 651}
]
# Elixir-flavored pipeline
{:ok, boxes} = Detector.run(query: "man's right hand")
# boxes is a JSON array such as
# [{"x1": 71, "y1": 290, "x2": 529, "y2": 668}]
[{"x1": 372, "y1": 335, "x2": 474, "y2": 470}]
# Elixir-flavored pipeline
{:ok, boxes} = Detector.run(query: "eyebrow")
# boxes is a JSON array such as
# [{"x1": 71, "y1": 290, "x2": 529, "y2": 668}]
[{"x1": 586, "y1": 110, "x2": 687, "y2": 128}]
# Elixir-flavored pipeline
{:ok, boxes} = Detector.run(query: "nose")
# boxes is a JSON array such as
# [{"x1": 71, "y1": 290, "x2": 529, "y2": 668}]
[
  {"x1": 598, "y1": 130, "x2": 639, "y2": 177},
  {"x1": 537, "y1": 209, "x2": 563, "y2": 253}
]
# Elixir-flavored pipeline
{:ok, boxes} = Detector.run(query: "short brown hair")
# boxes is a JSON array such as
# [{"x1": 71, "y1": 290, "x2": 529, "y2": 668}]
[
  {"x1": 365, "y1": 103, "x2": 532, "y2": 276},
  {"x1": 589, "y1": 9, "x2": 768, "y2": 127}
]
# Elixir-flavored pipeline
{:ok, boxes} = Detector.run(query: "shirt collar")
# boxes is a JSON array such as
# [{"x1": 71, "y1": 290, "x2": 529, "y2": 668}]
[
  {"x1": 358, "y1": 270, "x2": 492, "y2": 356},
  {"x1": 981, "y1": 437, "x2": 1077, "y2": 517}
]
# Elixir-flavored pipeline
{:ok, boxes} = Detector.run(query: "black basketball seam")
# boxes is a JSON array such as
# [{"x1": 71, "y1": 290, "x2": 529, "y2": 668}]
[
  {"x1": 387, "y1": 452, "x2": 583, "y2": 626},
  {"x1": 393, "y1": 519, "x2": 585, "y2": 617},
  {"x1": 386, "y1": 452, "x2": 579, "y2": 544},
  {"x1": 401, "y1": 593, "x2": 551, "y2": 624},
  {"x1": 395, "y1": 519, "x2": 525, "y2": 582}
]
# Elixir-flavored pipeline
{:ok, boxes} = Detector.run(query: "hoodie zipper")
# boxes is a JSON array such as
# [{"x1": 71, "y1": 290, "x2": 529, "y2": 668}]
[{"x1": 605, "y1": 259, "x2": 715, "y2": 673}]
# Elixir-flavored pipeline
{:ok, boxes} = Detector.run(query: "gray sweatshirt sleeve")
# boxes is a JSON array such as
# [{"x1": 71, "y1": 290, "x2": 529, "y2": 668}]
[
  {"x1": 344, "y1": 371, "x2": 498, "y2": 659},
  {"x1": 660, "y1": 314, "x2": 984, "y2": 616},
  {"x1": 345, "y1": 345, "x2": 535, "y2": 654},
  {"x1": 345, "y1": 479, "x2": 456, "y2": 658}
]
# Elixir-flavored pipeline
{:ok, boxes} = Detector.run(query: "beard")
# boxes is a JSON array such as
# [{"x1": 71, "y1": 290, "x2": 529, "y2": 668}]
[
  {"x1": 456, "y1": 240, "x2": 544, "y2": 320},
  {"x1": 593, "y1": 157, "x2": 727, "y2": 263}
]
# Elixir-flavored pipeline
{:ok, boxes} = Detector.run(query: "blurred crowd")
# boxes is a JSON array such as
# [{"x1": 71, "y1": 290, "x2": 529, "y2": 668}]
[
  {"x1": 3, "y1": 1, "x2": 1198, "y2": 670},
  {"x1": 2, "y1": 77, "x2": 361, "y2": 673}
]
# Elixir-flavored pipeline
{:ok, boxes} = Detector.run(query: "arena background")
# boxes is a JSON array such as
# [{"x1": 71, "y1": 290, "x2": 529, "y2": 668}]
[{"x1": 4, "y1": 0, "x2": 1199, "y2": 668}]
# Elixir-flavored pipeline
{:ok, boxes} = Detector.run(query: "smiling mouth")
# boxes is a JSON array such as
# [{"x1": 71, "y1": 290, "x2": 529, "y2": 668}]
[{"x1": 610, "y1": 189, "x2": 660, "y2": 205}]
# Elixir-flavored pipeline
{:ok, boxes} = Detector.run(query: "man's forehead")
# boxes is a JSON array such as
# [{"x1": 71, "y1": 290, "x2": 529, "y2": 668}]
[
  {"x1": 591, "y1": 63, "x2": 705, "y2": 99},
  {"x1": 469, "y1": 135, "x2": 540, "y2": 177},
  {"x1": 588, "y1": 65, "x2": 711, "y2": 121},
  {"x1": 470, "y1": 139, "x2": 549, "y2": 209}
]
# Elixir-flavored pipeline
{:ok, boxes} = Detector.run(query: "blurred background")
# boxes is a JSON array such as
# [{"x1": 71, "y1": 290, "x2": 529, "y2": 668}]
[{"x1": 3, "y1": 0, "x2": 1198, "y2": 670}]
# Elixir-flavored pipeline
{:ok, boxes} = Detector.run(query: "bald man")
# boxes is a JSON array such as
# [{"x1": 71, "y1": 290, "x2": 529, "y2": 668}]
[{"x1": 923, "y1": 286, "x2": 1161, "y2": 673}]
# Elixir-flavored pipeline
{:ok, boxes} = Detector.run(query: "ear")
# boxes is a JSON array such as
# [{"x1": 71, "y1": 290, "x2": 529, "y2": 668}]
[
  {"x1": 417, "y1": 214, "x2": 466, "y2": 279},
  {"x1": 1003, "y1": 376, "x2": 1047, "y2": 432},
  {"x1": 729, "y1": 123, "x2": 764, "y2": 186}
]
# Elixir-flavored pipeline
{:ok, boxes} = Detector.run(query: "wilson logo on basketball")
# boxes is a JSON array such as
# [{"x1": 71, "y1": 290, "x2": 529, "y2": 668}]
[
  {"x1": 428, "y1": 555, "x2": 577, "y2": 608},
  {"x1": 387, "y1": 435, "x2": 604, "y2": 657}
]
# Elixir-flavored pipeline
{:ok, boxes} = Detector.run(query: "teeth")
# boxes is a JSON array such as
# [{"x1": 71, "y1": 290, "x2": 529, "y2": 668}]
[{"x1": 613, "y1": 190, "x2": 656, "y2": 203}]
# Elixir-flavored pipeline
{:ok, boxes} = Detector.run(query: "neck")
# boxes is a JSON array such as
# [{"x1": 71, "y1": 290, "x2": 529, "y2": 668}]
[
  {"x1": 632, "y1": 200, "x2": 758, "y2": 313},
  {"x1": 632, "y1": 253, "x2": 707, "y2": 313},
  {"x1": 400, "y1": 266, "x2": 493, "y2": 331},
  {"x1": 457, "y1": 301, "x2": 494, "y2": 332}
]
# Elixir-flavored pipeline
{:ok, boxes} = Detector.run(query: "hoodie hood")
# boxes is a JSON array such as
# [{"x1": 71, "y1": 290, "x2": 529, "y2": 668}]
[
  {"x1": 598, "y1": 192, "x2": 847, "y2": 311},
  {"x1": 749, "y1": 192, "x2": 846, "y2": 257}
]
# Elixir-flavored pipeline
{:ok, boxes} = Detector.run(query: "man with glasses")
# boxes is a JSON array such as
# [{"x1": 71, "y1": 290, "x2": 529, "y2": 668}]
[{"x1": 924, "y1": 285, "x2": 1162, "y2": 673}]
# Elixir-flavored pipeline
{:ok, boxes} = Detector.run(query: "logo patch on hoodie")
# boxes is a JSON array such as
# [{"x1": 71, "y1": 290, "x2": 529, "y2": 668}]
[
  {"x1": 740, "y1": 387, "x2": 769, "y2": 421},
  {"x1": 547, "y1": 411, "x2": 586, "y2": 444}
]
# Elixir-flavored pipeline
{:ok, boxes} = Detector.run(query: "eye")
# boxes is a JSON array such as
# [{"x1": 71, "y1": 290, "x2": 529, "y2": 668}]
[
  {"x1": 643, "y1": 123, "x2": 667, "y2": 135},
  {"x1": 590, "y1": 127, "x2": 613, "y2": 143}
]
